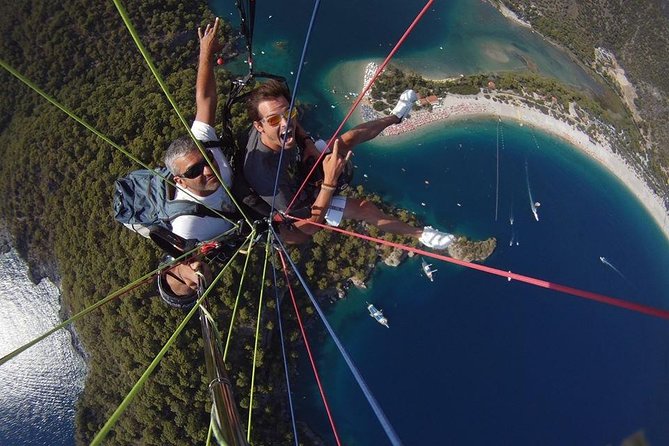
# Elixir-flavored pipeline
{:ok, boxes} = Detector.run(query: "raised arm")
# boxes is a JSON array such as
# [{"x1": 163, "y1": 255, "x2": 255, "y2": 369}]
[{"x1": 195, "y1": 18, "x2": 223, "y2": 126}]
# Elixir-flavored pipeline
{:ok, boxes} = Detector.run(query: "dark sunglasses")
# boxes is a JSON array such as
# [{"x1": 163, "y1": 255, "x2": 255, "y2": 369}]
[
  {"x1": 261, "y1": 108, "x2": 298, "y2": 127},
  {"x1": 179, "y1": 150, "x2": 213, "y2": 179}
]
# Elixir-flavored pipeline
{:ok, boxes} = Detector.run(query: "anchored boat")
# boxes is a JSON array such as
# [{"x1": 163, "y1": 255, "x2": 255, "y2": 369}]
[
  {"x1": 367, "y1": 303, "x2": 389, "y2": 328},
  {"x1": 421, "y1": 258, "x2": 437, "y2": 282}
]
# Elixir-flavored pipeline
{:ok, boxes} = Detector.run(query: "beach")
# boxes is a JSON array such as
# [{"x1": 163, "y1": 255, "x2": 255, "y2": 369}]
[
  {"x1": 359, "y1": 63, "x2": 669, "y2": 242},
  {"x1": 265, "y1": 4, "x2": 669, "y2": 444}
]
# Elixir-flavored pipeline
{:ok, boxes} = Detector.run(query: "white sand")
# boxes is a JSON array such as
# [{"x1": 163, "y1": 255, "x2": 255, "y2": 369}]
[{"x1": 359, "y1": 64, "x2": 668, "y2": 240}]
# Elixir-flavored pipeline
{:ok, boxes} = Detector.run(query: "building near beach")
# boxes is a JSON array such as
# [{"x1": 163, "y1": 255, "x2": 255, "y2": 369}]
[{"x1": 418, "y1": 94, "x2": 439, "y2": 107}]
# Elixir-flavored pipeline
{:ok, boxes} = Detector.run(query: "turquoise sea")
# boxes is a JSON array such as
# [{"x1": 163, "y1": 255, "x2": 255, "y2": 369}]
[
  {"x1": 213, "y1": 0, "x2": 669, "y2": 444},
  {"x1": 2, "y1": 1, "x2": 667, "y2": 445},
  {"x1": 297, "y1": 122, "x2": 669, "y2": 445}
]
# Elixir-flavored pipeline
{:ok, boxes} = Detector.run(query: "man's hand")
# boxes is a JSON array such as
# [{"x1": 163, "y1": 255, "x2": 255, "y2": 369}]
[
  {"x1": 198, "y1": 17, "x2": 223, "y2": 57},
  {"x1": 322, "y1": 138, "x2": 352, "y2": 185},
  {"x1": 165, "y1": 260, "x2": 212, "y2": 297},
  {"x1": 195, "y1": 18, "x2": 222, "y2": 126}
]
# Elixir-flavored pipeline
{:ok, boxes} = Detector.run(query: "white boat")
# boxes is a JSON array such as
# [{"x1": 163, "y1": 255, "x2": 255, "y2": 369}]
[
  {"x1": 525, "y1": 160, "x2": 539, "y2": 221},
  {"x1": 421, "y1": 258, "x2": 437, "y2": 282},
  {"x1": 367, "y1": 303, "x2": 389, "y2": 328}
]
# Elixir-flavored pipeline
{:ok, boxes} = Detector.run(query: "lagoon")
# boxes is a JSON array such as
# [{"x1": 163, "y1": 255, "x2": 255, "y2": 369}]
[
  {"x1": 296, "y1": 120, "x2": 669, "y2": 444},
  {"x1": 212, "y1": 0, "x2": 669, "y2": 444}
]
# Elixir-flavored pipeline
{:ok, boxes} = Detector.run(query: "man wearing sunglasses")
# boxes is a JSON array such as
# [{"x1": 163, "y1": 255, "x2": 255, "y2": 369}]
[
  {"x1": 159, "y1": 18, "x2": 235, "y2": 301},
  {"x1": 243, "y1": 80, "x2": 486, "y2": 254},
  {"x1": 162, "y1": 18, "x2": 235, "y2": 242}
]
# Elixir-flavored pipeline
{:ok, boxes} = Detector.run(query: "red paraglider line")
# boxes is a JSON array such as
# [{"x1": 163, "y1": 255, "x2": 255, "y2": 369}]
[
  {"x1": 277, "y1": 249, "x2": 342, "y2": 446},
  {"x1": 285, "y1": 0, "x2": 435, "y2": 214},
  {"x1": 287, "y1": 215, "x2": 669, "y2": 321}
]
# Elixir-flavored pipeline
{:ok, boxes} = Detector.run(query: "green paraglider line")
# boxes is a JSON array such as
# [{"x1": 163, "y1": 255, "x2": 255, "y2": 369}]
[
  {"x1": 223, "y1": 232, "x2": 258, "y2": 361},
  {"x1": 111, "y1": 0, "x2": 253, "y2": 228},
  {"x1": 90, "y1": 232, "x2": 253, "y2": 446},
  {"x1": 0, "y1": 58, "x2": 239, "y2": 228},
  {"x1": 245, "y1": 234, "x2": 271, "y2": 442},
  {"x1": 0, "y1": 228, "x2": 238, "y2": 367}
]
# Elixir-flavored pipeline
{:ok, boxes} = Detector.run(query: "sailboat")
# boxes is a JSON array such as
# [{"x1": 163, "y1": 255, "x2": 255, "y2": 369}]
[
  {"x1": 421, "y1": 258, "x2": 437, "y2": 282},
  {"x1": 525, "y1": 159, "x2": 539, "y2": 221}
]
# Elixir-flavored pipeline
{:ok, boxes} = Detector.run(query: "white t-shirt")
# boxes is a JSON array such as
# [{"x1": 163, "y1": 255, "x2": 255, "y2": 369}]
[{"x1": 170, "y1": 121, "x2": 235, "y2": 241}]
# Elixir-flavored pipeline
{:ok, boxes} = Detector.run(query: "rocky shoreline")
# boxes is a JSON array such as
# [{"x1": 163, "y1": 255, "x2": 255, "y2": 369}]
[
  {"x1": 0, "y1": 222, "x2": 90, "y2": 365},
  {"x1": 0, "y1": 224, "x2": 11, "y2": 255},
  {"x1": 323, "y1": 246, "x2": 409, "y2": 302}
]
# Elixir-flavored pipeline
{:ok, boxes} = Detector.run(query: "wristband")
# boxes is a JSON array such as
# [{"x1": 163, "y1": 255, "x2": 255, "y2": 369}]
[{"x1": 321, "y1": 184, "x2": 336, "y2": 191}]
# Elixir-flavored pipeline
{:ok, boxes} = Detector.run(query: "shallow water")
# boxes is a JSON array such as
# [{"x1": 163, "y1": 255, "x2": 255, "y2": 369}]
[
  {"x1": 213, "y1": 1, "x2": 669, "y2": 444},
  {"x1": 216, "y1": 0, "x2": 604, "y2": 99}
]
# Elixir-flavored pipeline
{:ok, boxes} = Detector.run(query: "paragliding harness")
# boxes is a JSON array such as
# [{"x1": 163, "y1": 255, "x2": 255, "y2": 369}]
[
  {"x1": 111, "y1": 145, "x2": 262, "y2": 309},
  {"x1": 218, "y1": 70, "x2": 278, "y2": 220},
  {"x1": 112, "y1": 162, "x2": 250, "y2": 308},
  {"x1": 112, "y1": 157, "x2": 240, "y2": 239},
  {"x1": 152, "y1": 222, "x2": 265, "y2": 310},
  {"x1": 219, "y1": 0, "x2": 353, "y2": 228},
  {"x1": 220, "y1": 73, "x2": 355, "y2": 230},
  {"x1": 218, "y1": 71, "x2": 306, "y2": 228}
]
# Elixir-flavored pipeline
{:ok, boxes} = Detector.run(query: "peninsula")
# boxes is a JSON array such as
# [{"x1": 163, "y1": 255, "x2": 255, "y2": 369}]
[{"x1": 360, "y1": 62, "x2": 669, "y2": 242}]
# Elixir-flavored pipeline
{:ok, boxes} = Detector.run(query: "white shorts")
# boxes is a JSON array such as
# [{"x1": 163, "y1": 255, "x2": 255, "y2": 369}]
[{"x1": 324, "y1": 195, "x2": 347, "y2": 227}]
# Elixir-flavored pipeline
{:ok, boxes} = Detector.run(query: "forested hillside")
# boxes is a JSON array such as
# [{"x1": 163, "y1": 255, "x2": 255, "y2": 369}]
[
  {"x1": 0, "y1": 1, "x2": 415, "y2": 444},
  {"x1": 498, "y1": 0, "x2": 669, "y2": 206}
]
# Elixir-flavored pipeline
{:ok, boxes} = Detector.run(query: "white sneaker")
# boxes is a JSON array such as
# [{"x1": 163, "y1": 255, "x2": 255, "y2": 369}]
[
  {"x1": 391, "y1": 89, "x2": 417, "y2": 121},
  {"x1": 419, "y1": 226, "x2": 455, "y2": 250}
]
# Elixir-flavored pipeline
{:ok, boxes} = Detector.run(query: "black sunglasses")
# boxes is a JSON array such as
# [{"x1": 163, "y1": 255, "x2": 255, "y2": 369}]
[{"x1": 179, "y1": 150, "x2": 213, "y2": 179}]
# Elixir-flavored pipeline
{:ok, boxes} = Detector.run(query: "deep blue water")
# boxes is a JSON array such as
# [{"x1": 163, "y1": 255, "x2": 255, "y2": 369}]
[
  {"x1": 212, "y1": 1, "x2": 669, "y2": 445},
  {"x1": 297, "y1": 122, "x2": 669, "y2": 445},
  {"x1": 3, "y1": 1, "x2": 665, "y2": 445}
]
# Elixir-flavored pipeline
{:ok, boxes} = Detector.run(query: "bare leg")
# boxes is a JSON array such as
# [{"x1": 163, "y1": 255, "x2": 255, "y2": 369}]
[
  {"x1": 279, "y1": 222, "x2": 315, "y2": 242},
  {"x1": 343, "y1": 197, "x2": 422, "y2": 238},
  {"x1": 338, "y1": 115, "x2": 400, "y2": 152},
  {"x1": 164, "y1": 261, "x2": 211, "y2": 297},
  {"x1": 335, "y1": 89, "x2": 415, "y2": 152}
]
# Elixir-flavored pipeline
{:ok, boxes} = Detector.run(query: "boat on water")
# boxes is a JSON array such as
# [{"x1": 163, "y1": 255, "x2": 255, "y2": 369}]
[
  {"x1": 421, "y1": 258, "x2": 437, "y2": 282},
  {"x1": 367, "y1": 303, "x2": 389, "y2": 328},
  {"x1": 530, "y1": 202, "x2": 539, "y2": 221}
]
